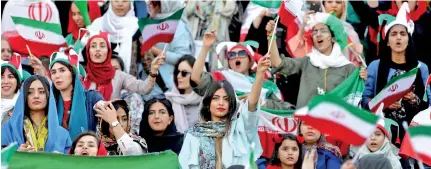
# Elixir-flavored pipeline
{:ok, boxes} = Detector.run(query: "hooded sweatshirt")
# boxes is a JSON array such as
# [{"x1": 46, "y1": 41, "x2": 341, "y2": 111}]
[{"x1": 1, "y1": 79, "x2": 71, "y2": 153}]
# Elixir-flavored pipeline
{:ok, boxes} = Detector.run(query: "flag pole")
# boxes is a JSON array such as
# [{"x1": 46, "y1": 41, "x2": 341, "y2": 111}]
[
  {"x1": 267, "y1": 16, "x2": 280, "y2": 54},
  {"x1": 26, "y1": 45, "x2": 33, "y2": 58},
  {"x1": 402, "y1": 121, "x2": 426, "y2": 169}
]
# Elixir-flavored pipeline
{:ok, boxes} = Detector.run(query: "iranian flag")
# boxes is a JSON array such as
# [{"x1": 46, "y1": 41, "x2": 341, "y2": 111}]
[
  {"x1": 278, "y1": 0, "x2": 305, "y2": 56},
  {"x1": 368, "y1": 66, "x2": 419, "y2": 112},
  {"x1": 295, "y1": 94, "x2": 379, "y2": 146},
  {"x1": 139, "y1": 7, "x2": 184, "y2": 54},
  {"x1": 1, "y1": 143, "x2": 18, "y2": 169},
  {"x1": 328, "y1": 67, "x2": 365, "y2": 107},
  {"x1": 399, "y1": 126, "x2": 431, "y2": 166},
  {"x1": 1, "y1": 1, "x2": 66, "y2": 57},
  {"x1": 257, "y1": 108, "x2": 297, "y2": 158},
  {"x1": 6, "y1": 150, "x2": 179, "y2": 169}
]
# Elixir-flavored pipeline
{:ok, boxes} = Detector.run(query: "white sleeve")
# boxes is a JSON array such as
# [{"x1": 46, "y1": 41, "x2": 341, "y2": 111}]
[{"x1": 116, "y1": 133, "x2": 145, "y2": 156}]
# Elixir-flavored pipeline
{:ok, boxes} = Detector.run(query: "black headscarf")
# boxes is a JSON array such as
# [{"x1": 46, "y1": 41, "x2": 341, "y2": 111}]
[
  {"x1": 357, "y1": 154, "x2": 393, "y2": 169},
  {"x1": 376, "y1": 27, "x2": 424, "y2": 102},
  {"x1": 139, "y1": 98, "x2": 184, "y2": 155}
]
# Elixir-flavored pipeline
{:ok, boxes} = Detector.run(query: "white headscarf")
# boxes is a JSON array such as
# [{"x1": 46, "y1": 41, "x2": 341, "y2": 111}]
[
  {"x1": 1, "y1": 92, "x2": 18, "y2": 122},
  {"x1": 308, "y1": 42, "x2": 351, "y2": 69},
  {"x1": 100, "y1": 1, "x2": 138, "y2": 73},
  {"x1": 355, "y1": 137, "x2": 402, "y2": 169},
  {"x1": 151, "y1": 0, "x2": 186, "y2": 22}
]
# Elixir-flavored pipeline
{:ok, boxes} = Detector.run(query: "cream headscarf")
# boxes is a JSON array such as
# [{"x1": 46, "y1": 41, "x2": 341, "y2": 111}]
[
  {"x1": 355, "y1": 137, "x2": 402, "y2": 169},
  {"x1": 100, "y1": 1, "x2": 138, "y2": 73}
]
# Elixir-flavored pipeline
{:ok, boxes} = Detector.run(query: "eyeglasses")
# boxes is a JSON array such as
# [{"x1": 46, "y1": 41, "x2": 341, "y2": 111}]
[
  {"x1": 177, "y1": 70, "x2": 190, "y2": 77},
  {"x1": 227, "y1": 50, "x2": 249, "y2": 60},
  {"x1": 312, "y1": 29, "x2": 331, "y2": 36}
]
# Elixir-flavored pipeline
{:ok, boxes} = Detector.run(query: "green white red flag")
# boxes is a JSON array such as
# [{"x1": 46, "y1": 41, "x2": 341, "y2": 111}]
[
  {"x1": 399, "y1": 126, "x2": 431, "y2": 166},
  {"x1": 295, "y1": 94, "x2": 379, "y2": 146},
  {"x1": 139, "y1": 7, "x2": 184, "y2": 54},
  {"x1": 1, "y1": 143, "x2": 17, "y2": 169},
  {"x1": 368, "y1": 66, "x2": 419, "y2": 112},
  {"x1": 328, "y1": 67, "x2": 365, "y2": 107},
  {"x1": 2, "y1": 1, "x2": 66, "y2": 57}
]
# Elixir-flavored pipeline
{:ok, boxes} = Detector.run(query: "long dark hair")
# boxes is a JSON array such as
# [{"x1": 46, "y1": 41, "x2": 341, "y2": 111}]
[
  {"x1": 111, "y1": 55, "x2": 125, "y2": 72},
  {"x1": 101, "y1": 100, "x2": 130, "y2": 136},
  {"x1": 173, "y1": 55, "x2": 195, "y2": 94},
  {"x1": 1, "y1": 66, "x2": 20, "y2": 93},
  {"x1": 139, "y1": 98, "x2": 177, "y2": 139},
  {"x1": 376, "y1": 25, "x2": 424, "y2": 100},
  {"x1": 200, "y1": 80, "x2": 237, "y2": 134},
  {"x1": 22, "y1": 75, "x2": 51, "y2": 117},
  {"x1": 50, "y1": 61, "x2": 76, "y2": 102},
  {"x1": 69, "y1": 132, "x2": 100, "y2": 155},
  {"x1": 269, "y1": 133, "x2": 304, "y2": 169}
]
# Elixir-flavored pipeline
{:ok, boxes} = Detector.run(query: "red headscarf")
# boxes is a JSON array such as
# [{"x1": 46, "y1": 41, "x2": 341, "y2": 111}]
[
  {"x1": 84, "y1": 33, "x2": 116, "y2": 100},
  {"x1": 67, "y1": 1, "x2": 101, "y2": 40}
]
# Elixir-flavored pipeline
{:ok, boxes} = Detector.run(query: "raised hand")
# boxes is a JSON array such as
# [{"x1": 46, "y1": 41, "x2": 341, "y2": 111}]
[
  {"x1": 265, "y1": 20, "x2": 275, "y2": 33},
  {"x1": 202, "y1": 30, "x2": 217, "y2": 48},
  {"x1": 150, "y1": 53, "x2": 165, "y2": 74},
  {"x1": 257, "y1": 53, "x2": 271, "y2": 73},
  {"x1": 29, "y1": 55, "x2": 46, "y2": 75},
  {"x1": 94, "y1": 102, "x2": 118, "y2": 124},
  {"x1": 360, "y1": 67, "x2": 367, "y2": 80}
]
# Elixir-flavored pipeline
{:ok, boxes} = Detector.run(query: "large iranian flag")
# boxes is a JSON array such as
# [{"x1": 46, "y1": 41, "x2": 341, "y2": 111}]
[
  {"x1": 6, "y1": 150, "x2": 178, "y2": 169},
  {"x1": 139, "y1": 7, "x2": 184, "y2": 54},
  {"x1": 257, "y1": 108, "x2": 297, "y2": 158},
  {"x1": 399, "y1": 126, "x2": 431, "y2": 166},
  {"x1": 295, "y1": 94, "x2": 379, "y2": 146},
  {"x1": 1, "y1": 1, "x2": 66, "y2": 57},
  {"x1": 368, "y1": 66, "x2": 419, "y2": 112}
]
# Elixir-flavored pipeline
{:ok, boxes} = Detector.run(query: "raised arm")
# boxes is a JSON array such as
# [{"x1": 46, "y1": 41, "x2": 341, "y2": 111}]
[
  {"x1": 120, "y1": 54, "x2": 165, "y2": 94},
  {"x1": 191, "y1": 30, "x2": 216, "y2": 85},
  {"x1": 265, "y1": 20, "x2": 282, "y2": 68},
  {"x1": 248, "y1": 54, "x2": 271, "y2": 112}
]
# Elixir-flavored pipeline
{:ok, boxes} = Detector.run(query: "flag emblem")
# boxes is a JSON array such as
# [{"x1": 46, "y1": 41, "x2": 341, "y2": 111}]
[{"x1": 28, "y1": 2, "x2": 53, "y2": 22}]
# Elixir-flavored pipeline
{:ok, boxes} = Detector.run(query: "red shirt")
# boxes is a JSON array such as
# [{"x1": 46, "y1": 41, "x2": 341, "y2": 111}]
[{"x1": 62, "y1": 100, "x2": 72, "y2": 129}]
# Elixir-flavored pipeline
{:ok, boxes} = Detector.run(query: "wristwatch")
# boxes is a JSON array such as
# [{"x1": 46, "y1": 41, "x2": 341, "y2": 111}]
[
  {"x1": 149, "y1": 71, "x2": 158, "y2": 78},
  {"x1": 110, "y1": 121, "x2": 120, "y2": 128}
]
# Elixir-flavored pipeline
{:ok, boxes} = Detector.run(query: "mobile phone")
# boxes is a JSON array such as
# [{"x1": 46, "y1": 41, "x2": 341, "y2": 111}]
[{"x1": 304, "y1": 1, "x2": 321, "y2": 12}]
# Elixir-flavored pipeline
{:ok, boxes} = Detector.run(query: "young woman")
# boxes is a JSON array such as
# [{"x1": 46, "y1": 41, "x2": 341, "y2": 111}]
[
  {"x1": 355, "y1": 124, "x2": 402, "y2": 169},
  {"x1": 165, "y1": 55, "x2": 202, "y2": 133},
  {"x1": 1, "y1": 53, "x2": 30, "y2": 124},
  {"x1": 65, "y1": 1, "x2": 101, "y2": 49},
  {"x1": 146, "y1": 0, "x2": 195, "y2": 89},
  {"x1": 111, "y1": 55, "x2": 125, "y2": 71},
  {"x1": 95, "y1": 99, "x2": 148, "y2": 155},
  {"x1": 192, "y1": 31, "x2": 293, "y2": 110},
  {"x1": 1, "y1": 75, "x2": 71, "y2": 153},
  {"x1": 83, "y1": 32, "x2": 164, "y2": 100},
  {"x1": 69, "y1": 132, "x2": 108, "y2": 156},
  {"x1": 362, "y1": 5, "x2": 430, "y2": 141},
  {"x1": 90, "y1": 0, "x2": 138, "y2": 73},
  {"x1": 139, "y1": 98, "x2": 184, "y2": 155},
  {"x1": 49, "y1": 49, "x2": 105, "y2": 140},
  {"x1": 1, "y1": 37, "x2": 12, "y2": 61},
  {"x1": 297, "y1": 121, "x2": 342, "y2": 169},
  {"x1": 267, "y1": 134, "x2": 304, "y2": 169},
  {"x1": 267, "y1": 12, "x2": 367, "y2": 108},
  {"x1": 179, "y1": 54, "x2": 270, "y2": 168}
]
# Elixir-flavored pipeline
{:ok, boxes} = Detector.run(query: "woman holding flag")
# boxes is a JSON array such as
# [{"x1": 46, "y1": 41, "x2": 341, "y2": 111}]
[
  {"x1": 179, "y1": 51, "x2": 269, "y2": 168},
  {"x1": 362, "y1": 2, "x2": 431, "y2": 143},
  {"x1": 1, "y1": 75, "x2": 71, "y2": 154},
  {"x1": 49, "y1": 48, "x2": 104, "y2": 140},
  {"x1": 267, "y1": 12, "x2": 367, "y2": 108},
  {"x1": 83, "y1": 32, "x2": 164, "y2": 101}
]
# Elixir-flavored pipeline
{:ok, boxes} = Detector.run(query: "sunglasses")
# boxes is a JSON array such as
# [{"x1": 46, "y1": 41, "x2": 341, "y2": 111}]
[
  {"x1": 177, "y1": 70, "x2": 190, "y2": 77},
  {"x1": 227, "y1": 50, "x2": 249, "y2": 60}
]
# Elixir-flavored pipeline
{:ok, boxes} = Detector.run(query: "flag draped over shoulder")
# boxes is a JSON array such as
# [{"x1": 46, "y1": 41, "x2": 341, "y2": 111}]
[
  {"x1": 295, "y1": 94, "x2": 379, "y2": 146},
  {"x1": 139, "y1": 7, "x2": 184, "y2": 54},
  {"x1": 328, "y1": 67, "x2": 365, "y2": 107},
  {"x1": 1, "y1": 0, "x2": 66, "y2": 57},
  {"x1": 368, "y1": 66, "x2": 419, "y2": 112},
  {"x1": 257, "y1": 108, "x2": 297, "y2": 158},
  {"x1": 399, "y1": 126, "x2": 431, "y2": 166},
  {"x1": 7, "y1": 150, "x2": 179, "y2": 169}
]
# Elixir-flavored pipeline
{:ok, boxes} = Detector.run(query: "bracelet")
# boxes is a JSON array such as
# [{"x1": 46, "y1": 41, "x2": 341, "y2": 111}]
[{"x1": 267, "y1": 36, "x2": 277, "y2": 40}]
